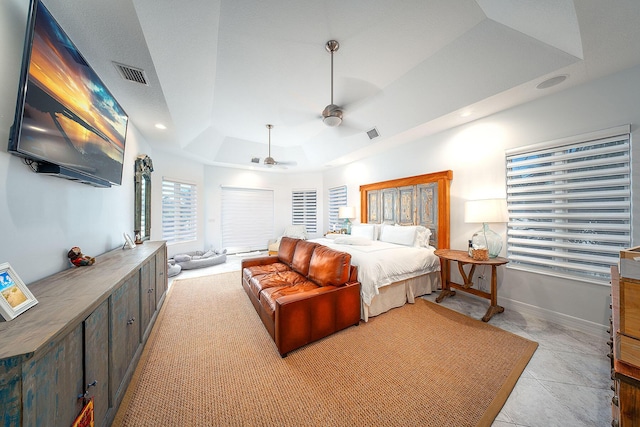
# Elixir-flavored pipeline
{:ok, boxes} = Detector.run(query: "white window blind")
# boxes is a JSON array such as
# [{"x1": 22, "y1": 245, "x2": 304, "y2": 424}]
[
  {"x1": 162, "y1": 179, "x2": 197, "y2": 244},
  {"x1": 221, "y1": 187, "x2": 274, "y2": 253},
  {"x1": 328, "y1": 185, "x2": 347, "y2": 231},
  {"x1": 292, "y1": 189, "x2": 317, "y2": 233},
  {"x1": 505, "y1": 125, "x2": 631, "y2": 284}
]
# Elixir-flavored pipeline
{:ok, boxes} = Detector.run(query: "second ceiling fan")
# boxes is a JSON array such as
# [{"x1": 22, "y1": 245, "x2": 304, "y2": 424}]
[{"x1": 255, "y1": 124, "x2": 296, "y2": 167}]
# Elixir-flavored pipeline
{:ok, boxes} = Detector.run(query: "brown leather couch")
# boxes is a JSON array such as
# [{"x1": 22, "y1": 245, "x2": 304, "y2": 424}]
[{"x1": 241, "y1": 237, "x2": 361, "y2": 356}]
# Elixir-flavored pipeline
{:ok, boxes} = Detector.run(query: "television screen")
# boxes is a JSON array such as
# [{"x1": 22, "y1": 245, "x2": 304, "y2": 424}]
[{"x1": 8, "y1": 0, "x2": 128, "y2": 186}]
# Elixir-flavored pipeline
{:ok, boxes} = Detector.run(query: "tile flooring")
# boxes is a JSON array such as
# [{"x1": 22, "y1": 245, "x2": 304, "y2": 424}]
[{"x1": 169, "y1": 254, "x2": 614, "y2": 427}]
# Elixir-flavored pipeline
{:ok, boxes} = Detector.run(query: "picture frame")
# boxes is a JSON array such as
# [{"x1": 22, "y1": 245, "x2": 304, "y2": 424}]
[
  {"x1": 0, "y1": 263, "x2": 38, "y2": 321},
  {"x1": 123, "y1": 233, "x2": 136, "y2": 250}
]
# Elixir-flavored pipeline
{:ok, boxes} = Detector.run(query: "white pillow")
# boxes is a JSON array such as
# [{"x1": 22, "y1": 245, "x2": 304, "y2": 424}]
[
  {"x1": 413, "y1": 226, "x2": 432, "y2": 247},
  {"x1": 350, "y1": 224, "x2": 376, "y2": 240},
  {"x1": 379, "y1": 225, "x2": 417, "y2": 246},
  {"x1": 334, "y1": 236, "x2": 372, "y2": 245}
]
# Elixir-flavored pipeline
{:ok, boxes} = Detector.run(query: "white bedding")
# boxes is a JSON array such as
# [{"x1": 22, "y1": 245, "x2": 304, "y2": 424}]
[{"x1": 310, "y1": 237, "x2": 440, "y2": 306}]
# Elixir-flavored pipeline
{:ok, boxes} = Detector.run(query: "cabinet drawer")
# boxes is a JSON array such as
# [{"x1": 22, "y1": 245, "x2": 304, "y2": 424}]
[
  {"x1": 620, "y1": 278, "x2": 640, "y2": 340},
  {"x1": 619, "y1": 334, "x2": 640, "y2": 369}
]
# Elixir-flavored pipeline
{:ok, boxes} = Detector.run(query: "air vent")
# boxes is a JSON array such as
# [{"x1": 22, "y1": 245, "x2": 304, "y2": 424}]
[
  {"x1": 113, "y1": 62, "x2": 149, "y2": 85},
  {"x1": 366, "y1": 127, "x2": 380, "y2": 140},
  {"x1": 251, "y1": 157, "x2": 260, "y2": 164}
]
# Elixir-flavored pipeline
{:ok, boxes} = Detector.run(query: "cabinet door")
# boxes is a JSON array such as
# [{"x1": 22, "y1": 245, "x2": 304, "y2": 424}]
[
  {"x1": 84, "y1": 300, "x2": 110, "y2": 426},
  {"x1": 155, "y1": 246, "x2": 167, "y2": 308},
  {"x1": 140, "y1": 260, "x2": 154, "y2": 340},
  {"x1": 22, "y1": 324, "x2": 84, "y2": 427},
  {"x1": 110, "y1": 274, "x2": 140, "y2": 403},
  {"x1": 0, "y1": 356, "x2": 25, "y2": 426}
]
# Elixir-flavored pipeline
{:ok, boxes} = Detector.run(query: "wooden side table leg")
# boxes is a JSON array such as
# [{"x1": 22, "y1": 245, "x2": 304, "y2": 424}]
[
  {"x1": 436, "y1": 259, "x2": 456, "y2": 303},
  {"x1": 482, "y1": 265, "x2": 504, "y2": 322}
]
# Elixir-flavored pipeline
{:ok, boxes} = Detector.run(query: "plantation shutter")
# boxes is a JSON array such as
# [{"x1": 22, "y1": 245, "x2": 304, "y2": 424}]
[
  {"x1": 505, "y1": 125, "x2": 631, "y2": 283},
  {"x1": 328, "y1": 185, "x2": 347, "y2": 232},
  {"x1": 292, "y1": 189, "x2": 317, "y2": 233},
  {"x1": 162, "y1": 179, "x2": 197, "y2": 244},
  {"x1": 221, "y1": 187, "x2": 274, "y2": 253}
]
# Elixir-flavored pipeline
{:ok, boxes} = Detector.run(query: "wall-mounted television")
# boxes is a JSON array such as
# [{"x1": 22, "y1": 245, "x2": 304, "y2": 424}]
[{"x1": 8, "y1": 0, "x2": 128, "y2": 188}]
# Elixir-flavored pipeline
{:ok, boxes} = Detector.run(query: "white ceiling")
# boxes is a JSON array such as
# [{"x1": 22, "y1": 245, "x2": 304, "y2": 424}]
[{"x1": 43, "y1": 0, "x2": 640, "y2": 172}]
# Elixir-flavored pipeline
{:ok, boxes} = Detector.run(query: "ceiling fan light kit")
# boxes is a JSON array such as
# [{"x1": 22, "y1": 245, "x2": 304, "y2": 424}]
[{"x1": 322, "y1": 104, "x2": 343, "y2": 127}]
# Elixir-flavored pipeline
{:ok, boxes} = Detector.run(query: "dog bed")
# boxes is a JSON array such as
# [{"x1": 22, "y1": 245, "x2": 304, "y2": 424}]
[
  {"x1": 167, "y1": 261, "x2": 182, "y2": 277},
  {"x1": 172, "y1": 250, "x2": 227, "y2": 270}
]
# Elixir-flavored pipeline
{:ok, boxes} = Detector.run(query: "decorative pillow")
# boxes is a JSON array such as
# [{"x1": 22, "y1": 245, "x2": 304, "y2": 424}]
[
  {"x1": 350, "y1": 224, "x2": 376, "y2": 240},
  {"x1": 379, "y1": 225, "x2": 417, "y2": 246},
  {"x1": 334, "y1": 236, "x2": 372, "y2": 246},
  {"x1": 413, "y1": 226, "x2": 432, "y2": 247}
]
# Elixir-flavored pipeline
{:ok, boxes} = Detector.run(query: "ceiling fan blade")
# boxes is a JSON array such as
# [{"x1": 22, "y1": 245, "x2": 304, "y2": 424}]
[
  {"x1": 338, "y1": 77, "x2": 381, "y2": 113},
  {"x1": 275, "y1": 160, "x2": 297, "y2": 166}
]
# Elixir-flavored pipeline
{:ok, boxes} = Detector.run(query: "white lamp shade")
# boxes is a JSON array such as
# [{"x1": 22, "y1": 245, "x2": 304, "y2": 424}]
[
  {"x1": 338, "y1": 206, "x2": 356, "y2": 219},
  {"x1": 464, "y1": 199, "x2": 507, "y2": 223}
]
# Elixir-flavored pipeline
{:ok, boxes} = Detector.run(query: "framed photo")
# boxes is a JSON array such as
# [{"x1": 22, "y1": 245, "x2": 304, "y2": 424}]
[
  {"x1": 0, "y1": 263, "x2": 38, "y2": 321},
  {"x1": 123, "y1": 233, "x2": 136, "y2": 250}
]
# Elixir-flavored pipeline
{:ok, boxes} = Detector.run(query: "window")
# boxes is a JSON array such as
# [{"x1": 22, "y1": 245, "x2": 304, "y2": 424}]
[
  {"x1": 292, "y1": 189, "x2": 317, "y2": 233},
  {"x1": 505, "y1": 125, "x2": 631, "y2": 284},
  {"x1": 221, "y1": 187, "x2": 274, "y2": 253},
  {"x1": 328, "y1": 185, "x2": 347, "y2": 231},
  {"x1": 162, "y1": 179, "x2": 197, "y2": 244}
]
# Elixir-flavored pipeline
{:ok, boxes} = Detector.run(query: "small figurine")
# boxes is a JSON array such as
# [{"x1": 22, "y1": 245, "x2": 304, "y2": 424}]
[{"x1": 67, "y1": 247, "x2": 95, "y2": 267}]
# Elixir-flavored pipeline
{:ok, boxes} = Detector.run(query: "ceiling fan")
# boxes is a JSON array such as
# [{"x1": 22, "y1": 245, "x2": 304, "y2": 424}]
[
  {"x1": 322, "y1": 40, "x2": 343, "y2": 127},
  {"x1": 252, "y1": 124, "x2": 297, "y2": 167}
]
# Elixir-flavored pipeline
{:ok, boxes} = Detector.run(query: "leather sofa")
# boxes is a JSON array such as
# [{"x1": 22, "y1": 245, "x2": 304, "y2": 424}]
[{"x1": 241, "y1": 237, "x2": 361, "y2": 356}]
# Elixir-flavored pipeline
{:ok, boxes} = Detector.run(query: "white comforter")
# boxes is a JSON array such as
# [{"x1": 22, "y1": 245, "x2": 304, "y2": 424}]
[{"x1": 310, "y1": 237, "x2": 440, "y2": 306}]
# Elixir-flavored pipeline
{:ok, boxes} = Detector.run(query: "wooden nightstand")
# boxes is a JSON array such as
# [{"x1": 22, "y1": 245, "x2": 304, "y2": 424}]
[{"x1": 434, "y1": 249, "x2": 509, "y2": 322}]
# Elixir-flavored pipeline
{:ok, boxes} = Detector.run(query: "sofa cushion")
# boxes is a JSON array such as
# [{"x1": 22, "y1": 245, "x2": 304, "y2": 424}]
[
  {"x1": 291, "y1": 240, "x2": 319, "y2": 276},
  {"x1": 278, "y1": 237, "x2": 299, "y2": 266},
  {"x1": 249, "y1": 270, "x2": 308, "y2": 298},
  {"x1": 259, "y1": 280, "x2": 320, "y2": 318},
  {"x1": 243, "y1": 263, "x2": 290, "y2": 282},
  {"x1": 308, "y1": 245, "x2": 351, "y2": 287}
]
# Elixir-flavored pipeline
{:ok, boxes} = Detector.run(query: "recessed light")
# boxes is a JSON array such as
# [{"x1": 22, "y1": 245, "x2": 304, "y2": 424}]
[
  {"x1": 155, "y1": 123, "x2": 167, "y2": 130},
  {"x1": 536, "y1": 75, "x2": 568, "y2": 90}
]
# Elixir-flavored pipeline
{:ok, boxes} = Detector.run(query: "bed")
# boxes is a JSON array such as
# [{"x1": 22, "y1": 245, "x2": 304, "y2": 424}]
[{"x1": 314, "y1": 170, "x2": 452, "y2": 321}]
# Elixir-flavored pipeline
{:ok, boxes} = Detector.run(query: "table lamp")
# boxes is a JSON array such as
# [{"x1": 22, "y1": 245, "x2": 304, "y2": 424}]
[
  {"x1": 338, "y1": 206, "x2": 356, "y2": 234},
  {"x1": 464, "y1": 198, "x2": 508, "y2": 258}
]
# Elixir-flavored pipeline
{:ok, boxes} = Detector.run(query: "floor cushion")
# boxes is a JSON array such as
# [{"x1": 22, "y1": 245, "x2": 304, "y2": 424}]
[{"x1": 173, "y1": 250, "x2": 227, "y2": 270}]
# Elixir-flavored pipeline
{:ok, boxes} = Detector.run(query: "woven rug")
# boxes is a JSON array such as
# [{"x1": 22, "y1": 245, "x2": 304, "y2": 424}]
[{"x1": 113, "y1": 271, "x2": 537, "y2": 427}]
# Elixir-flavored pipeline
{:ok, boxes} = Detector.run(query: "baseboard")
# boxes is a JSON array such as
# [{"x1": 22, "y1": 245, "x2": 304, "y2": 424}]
[
  {"x1": 499, "y1": 297, "x2": 609, "y2": 339},
  {"x1": 452, "y1": 291, "x2": 609, "y2": 339}
]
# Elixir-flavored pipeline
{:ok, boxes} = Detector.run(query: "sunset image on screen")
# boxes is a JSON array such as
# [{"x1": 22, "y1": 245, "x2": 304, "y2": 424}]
[{"x1": 17, "y1": 2, "x2": 128, "y2": 184}]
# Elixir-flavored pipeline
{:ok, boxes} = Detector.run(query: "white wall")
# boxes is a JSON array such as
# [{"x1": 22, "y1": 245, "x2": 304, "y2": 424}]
[
  {"x1": 203, "y1": 166, "x2": 324, "y2": 251},
  {"x1": 324, "y1": 64, "x2": 640, "y2": 332},
  {"x1": 0, "y1": 0, "x2": 201, "y2": 284}
]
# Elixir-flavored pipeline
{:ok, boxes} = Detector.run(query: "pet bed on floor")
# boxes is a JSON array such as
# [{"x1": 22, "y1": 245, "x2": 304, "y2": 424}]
[{"x1": 172, "y1": 250, "x2": 227, "y2": 270}]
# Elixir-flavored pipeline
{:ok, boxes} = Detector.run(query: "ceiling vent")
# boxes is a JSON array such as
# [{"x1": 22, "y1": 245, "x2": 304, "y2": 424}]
[
  {"x1": 113, "y1": 62, "x2": 149, "y2": 85},
  {"x1": 366, "y1": 127, "x2": 380, "y2": 140}
]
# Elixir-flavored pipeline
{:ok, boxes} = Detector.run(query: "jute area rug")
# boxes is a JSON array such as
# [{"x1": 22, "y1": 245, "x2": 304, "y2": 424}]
[{"x1": 113, "y1": 271, "x2": 537, "y2": 427}]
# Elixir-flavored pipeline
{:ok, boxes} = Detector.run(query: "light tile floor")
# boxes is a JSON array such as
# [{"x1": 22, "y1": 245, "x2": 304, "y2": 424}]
[
  {"x1": 169, "y1": 255, "x2": 614, "y2": 427},
  {"x1": 421, "y1": 292, "x2": 613, "y2": 427}
]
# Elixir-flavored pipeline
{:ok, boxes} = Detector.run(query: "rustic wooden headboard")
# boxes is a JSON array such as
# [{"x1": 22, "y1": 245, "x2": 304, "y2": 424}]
[{"x1": 359, "y1": 170, "x2": 453, "y2": 249}]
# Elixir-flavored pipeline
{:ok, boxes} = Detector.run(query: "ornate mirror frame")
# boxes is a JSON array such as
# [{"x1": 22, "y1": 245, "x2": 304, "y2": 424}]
[{"x1": 134, "y1": 155, "x2": 153, "y2": 242}]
